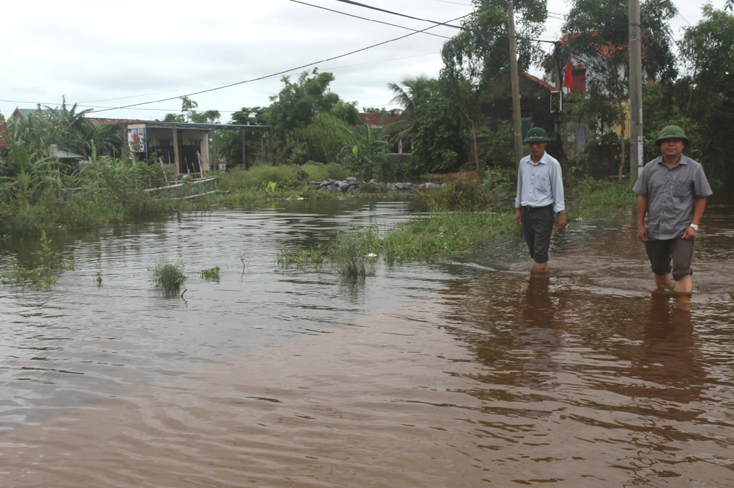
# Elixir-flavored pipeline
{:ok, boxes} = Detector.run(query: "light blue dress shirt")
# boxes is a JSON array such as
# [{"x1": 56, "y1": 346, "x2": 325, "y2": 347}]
[{"x1": 515, "y1": 152, "x2": 565, "y2": 213}]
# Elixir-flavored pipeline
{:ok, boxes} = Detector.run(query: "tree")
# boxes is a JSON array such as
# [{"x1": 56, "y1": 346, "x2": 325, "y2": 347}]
[
  {"x1": 679, "y1": 4, "x2": 734, "y2": 182},
  {"x1": 561, "y1": 0, "x2": 677, "y2": 181},
  {"x1": 440, "y1": 0, "x2": 547, "y2": 173},
  {"x1": 410, "y1": 79, "x2": 467, "y2": 174},
  {"x1": 163, "y1": 96, "x2": 220, "y2": 123},
  {"x1": 382, "y1": 76, "x2": 434, "y2": 148},
  {"x1": 265, "y1": 69, "x2": 359, "y2": 163}
]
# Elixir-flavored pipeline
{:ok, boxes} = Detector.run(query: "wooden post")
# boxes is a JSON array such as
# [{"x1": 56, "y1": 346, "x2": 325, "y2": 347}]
[
  {"x1": 172, "y1": 128, "x2": 180, "y2": 175},
  {"x1": 211, "y1": 129, "x2": 219, "y2": 171},
  {"x1": 508, "y1": 0, "x2": 524, "y2": 168},
  {"x1": 242, "y1": 129, "x2": 252, "y2": 169}
]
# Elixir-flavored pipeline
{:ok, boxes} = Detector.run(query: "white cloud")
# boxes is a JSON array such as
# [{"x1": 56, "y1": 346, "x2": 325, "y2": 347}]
[{"x1": 0, "y1": 0, "x2": 711, "y2": 121}]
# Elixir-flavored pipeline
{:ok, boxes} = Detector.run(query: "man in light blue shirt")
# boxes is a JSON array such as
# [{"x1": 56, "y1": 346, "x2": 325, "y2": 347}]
[{"x1": 515, "y1": 127, "x2": 566, "y2": 271}]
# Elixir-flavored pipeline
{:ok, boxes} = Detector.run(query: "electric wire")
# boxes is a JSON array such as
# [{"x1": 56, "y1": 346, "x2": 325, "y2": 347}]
[
  {"x1": 329, "y1": 0, "x2": 557, "y2": 44},
  {"x1": 290, "y1": 0, "x2": 452, "y2": 39},
  {"x1": 91, "y1": 11, "x2": 474, "y2": 114}
]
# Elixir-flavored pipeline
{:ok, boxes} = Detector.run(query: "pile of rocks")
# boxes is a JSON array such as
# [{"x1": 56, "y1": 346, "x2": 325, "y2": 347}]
[{"x1": 310, "y1": 177, "x2": 440, "y2": 193}]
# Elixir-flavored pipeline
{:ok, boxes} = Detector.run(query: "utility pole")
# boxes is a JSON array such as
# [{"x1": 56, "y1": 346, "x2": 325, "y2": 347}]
[
  {"x1": 629, "y1": 0, "x2": 643, "y2": 184},
  {"x1": 508, "y1": 0, "x2": 523, "y2": 168}
]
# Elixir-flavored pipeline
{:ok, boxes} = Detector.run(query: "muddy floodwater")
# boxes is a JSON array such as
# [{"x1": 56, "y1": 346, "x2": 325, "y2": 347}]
[{"x1": 1, "y1": 199, "x2": 733, "y2": 487}]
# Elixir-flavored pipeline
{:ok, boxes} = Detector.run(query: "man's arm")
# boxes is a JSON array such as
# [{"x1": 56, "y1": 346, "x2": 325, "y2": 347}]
[
  {"x1": 682, "y1": 197, "x2": 707, "y2": 240},
  {"x1": 515, "y1": 163, "x2": 523, "y2": 223},
  {"x1": 637, "y1": 195, "x2": 649, "y2": 242}
]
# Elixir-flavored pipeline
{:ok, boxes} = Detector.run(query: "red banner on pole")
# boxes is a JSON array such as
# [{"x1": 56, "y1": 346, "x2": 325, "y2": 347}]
[{"x1": 563, "y1": 58, "x2": 574, "y2": 93}]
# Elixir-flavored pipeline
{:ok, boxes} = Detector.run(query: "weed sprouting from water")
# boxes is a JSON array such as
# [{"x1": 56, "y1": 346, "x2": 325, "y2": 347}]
[
  {"x1": 329, "y1": 229, "x2": 376, "y2": 279},
  {"x1": 1, "y1": 231, "x2": 73, "y2": 287},
  {"x1": 149, "y1": 260, "x2": 187, "y2": 291},
  {"x1": 199, "y1": 266, "x2": 220, "y2": 280},
  {"x1": 277, "y1": 245, "x2": 327, "y2": 270},
  {"x1": 95, "y1": 271, "x2": 103, "y2": 286}
]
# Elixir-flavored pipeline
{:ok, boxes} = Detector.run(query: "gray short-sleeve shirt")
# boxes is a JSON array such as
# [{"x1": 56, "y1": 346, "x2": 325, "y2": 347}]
[{"x1": 633, "y1": 155, "x2": 713, "y2": 240}]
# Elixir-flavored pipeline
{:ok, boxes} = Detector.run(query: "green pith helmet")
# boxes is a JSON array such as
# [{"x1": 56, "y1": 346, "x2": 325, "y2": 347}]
[
  {"x1": 655, "y1": 125, "x2": 690, "y2": 146},
  {"x1": 523, "y1": 127, "x2": 551, "y2": 144}
]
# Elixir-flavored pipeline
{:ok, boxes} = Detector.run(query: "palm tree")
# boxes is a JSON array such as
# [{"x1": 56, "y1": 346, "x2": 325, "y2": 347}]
[{"x1": 384, "y1": 76, "x2": 435, "y2": 149}]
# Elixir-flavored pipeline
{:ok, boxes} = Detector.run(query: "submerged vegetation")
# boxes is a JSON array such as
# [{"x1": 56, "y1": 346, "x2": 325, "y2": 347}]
[
  {"x1": 149, "y1": 260, "x2": 187, "y2": 291},
  {"x1": 1, "y1": 231, "x2": 73, "y2": 286},
  {"x1": 199, "y1": 266, "x2": 221, "y2": 280}
]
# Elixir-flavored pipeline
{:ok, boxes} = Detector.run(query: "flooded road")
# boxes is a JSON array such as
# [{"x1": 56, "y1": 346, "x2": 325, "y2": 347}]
[{"x1": 0, "y1": 199, "x2": 733, "y2": 487}]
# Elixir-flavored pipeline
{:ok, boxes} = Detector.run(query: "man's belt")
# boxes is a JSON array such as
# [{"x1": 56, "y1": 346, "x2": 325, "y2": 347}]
[{"x1": 522, "y1": 204, "x2": 553, "y2": 212}]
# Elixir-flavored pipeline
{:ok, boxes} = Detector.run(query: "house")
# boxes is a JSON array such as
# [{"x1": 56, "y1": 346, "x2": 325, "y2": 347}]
[
  {"x1": 124, "y1": 121, "x2": 269, "y2": 174},
  {"x1": 482, "y1": 73, "x2": 557, "y2": 152}
]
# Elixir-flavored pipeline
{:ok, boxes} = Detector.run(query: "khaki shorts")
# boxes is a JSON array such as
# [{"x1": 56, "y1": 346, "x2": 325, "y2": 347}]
[{"x1": 645, "y1": 238, "x2": 694, "y2": 281}]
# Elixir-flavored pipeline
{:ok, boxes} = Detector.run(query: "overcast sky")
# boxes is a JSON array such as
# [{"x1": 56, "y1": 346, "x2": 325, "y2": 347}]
[{"x1": 1, "y1": 0, "x2": 715, "y2": 122}]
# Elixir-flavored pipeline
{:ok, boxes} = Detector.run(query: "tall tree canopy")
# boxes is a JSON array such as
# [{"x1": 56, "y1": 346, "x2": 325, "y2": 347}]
[
  {"x1": 266, "y1": 69, "x2": 359, "y2": 143},
  {"x1": 560, "y1": 0, "x2": 677, "y2": 178},
  {"x1": 679, "y1": 4, "x2": 734, "y2": 181}
]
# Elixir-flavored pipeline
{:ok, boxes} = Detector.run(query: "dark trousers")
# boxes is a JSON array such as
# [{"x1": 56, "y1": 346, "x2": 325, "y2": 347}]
[
  {"x1": 522, "y1": 205, "x2": 554, "y2": 264},
  {"x1": 645, "y1": 238, "x2": 694, "y2": 281}
]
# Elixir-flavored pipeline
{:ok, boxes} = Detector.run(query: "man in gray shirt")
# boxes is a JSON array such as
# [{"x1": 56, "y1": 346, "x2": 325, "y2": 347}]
[
  {"x1": 633, "y1": 125, "x2": 713, "y2": 293},
  {"x1": 515, "y1": 127, "x2": 566, "y2": 271}
]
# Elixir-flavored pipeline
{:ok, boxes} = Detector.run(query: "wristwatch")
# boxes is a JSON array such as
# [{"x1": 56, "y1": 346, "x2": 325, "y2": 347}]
[{"x1": 689, "y1": 224, "x2": 699, "y2": 231}]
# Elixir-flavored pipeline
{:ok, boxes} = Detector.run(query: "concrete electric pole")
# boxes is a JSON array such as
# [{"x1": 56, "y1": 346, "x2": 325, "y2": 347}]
[
  {"x1": 629, "y1": 0, "x2": 643, "y2": 184},
  {"x1": 508, "y1": 0, "x2": 524, "y2": 168}
]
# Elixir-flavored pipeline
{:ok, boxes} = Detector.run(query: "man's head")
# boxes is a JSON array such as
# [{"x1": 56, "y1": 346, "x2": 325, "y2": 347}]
[
  {"x1": 655, "y1": 125, "x2": 689, "y2": 160},
  {"x1": 523, "y1": 127, "x2": 550, "y2": 159}
]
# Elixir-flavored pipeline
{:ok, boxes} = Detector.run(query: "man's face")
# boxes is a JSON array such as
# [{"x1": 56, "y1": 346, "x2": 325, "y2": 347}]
[
  {"x1": 528, "y1": 142, "x2": 547, "y2": 159},
  {"x1": 660, "y1": 138, "x2": 684, "y2": 159}
]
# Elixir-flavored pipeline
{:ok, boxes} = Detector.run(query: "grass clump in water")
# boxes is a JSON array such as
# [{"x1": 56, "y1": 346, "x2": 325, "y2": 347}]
[
  {"x1": 277, "y1": 245, "x2": 327, "y2": 270},
  {"x1": 149, "y1": 260, "x2": 187, "y2": 291},
  {"x1": 199, "y1": 266, "x2": 220, "y2": 280},
  {"x1": 329, "y1": 229, "x2": 376, "y2": 279},
  {"x1": 1, "y1": 231, "x2": 73, "y2": 287}
]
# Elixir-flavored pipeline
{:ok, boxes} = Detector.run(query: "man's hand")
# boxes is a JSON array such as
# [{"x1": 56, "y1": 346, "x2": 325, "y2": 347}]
[
  {"x1": 638, "y1": 226, "x2": 648, "y2": 243},
  {"x1": 555, "y1": 212, "x2": 567, "y2": 231},
  {"x1": 515, "y1": 208, "x2": 522, "y2": 224},
  {"x1": 682, "y1": 226, "x2": 697, "y2": 240}
]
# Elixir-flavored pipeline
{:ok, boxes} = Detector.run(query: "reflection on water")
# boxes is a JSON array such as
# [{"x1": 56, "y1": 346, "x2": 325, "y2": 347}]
[{"x1": 1, "y1": 199, "x2": 733, "y2": 487}]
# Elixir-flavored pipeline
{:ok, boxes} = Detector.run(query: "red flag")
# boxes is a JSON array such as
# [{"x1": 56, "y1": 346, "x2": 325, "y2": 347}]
[{"x1": 563, "y1": 58, "x2": 574, "y2": 93}]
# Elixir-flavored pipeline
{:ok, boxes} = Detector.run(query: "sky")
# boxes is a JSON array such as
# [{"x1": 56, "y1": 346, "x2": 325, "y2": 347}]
[{"x1": 0, "y1": 0, "x2": 717, "y2": 122}]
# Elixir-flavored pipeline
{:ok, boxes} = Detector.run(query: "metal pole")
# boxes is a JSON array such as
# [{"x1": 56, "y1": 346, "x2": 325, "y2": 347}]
[
  {"x1": 629, "y1": 0, "x2": 644, "y2": 184},
  {"x1": 508, "y1": 0, "x2": 524, "y2": 168}
]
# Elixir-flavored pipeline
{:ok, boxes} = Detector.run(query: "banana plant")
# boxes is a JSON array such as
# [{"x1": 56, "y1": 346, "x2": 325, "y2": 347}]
[{"x1": 338, "y1": 124, "x2": 390, "y2": 180}]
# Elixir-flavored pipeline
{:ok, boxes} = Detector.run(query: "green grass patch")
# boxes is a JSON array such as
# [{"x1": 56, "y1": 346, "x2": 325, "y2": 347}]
[
  {"x1": 149, "y1": 260, "x2": 187, "y2": 291},
  {"x1": 199, "y1": 266, "x2": 220, "y2": 280}
]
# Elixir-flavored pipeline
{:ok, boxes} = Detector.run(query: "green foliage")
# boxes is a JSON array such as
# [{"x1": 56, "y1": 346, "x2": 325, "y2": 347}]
[
  {"x1": 199, "y1": 266, "x2": 220, "y2": 280},
  {"x1": 679, "y1": 4, "x2": 734, "y2": 182},
  {"x1": 478, "y1": 122, "x2": 514, "y2": 168},
  {"x1": 338, "y1": 125, "x2": 390, "y2": 180},
  {"x1": 1, "y1": 231, "x2": 72, "y2": 286},
  {"x1": 277, "y1": 245, "x2": 327, "y2": 270},
  {"x1": 329, "y1": 228, "x2": 376, "y2": 279},
  {"x1": 164, "y1": 96, "x2": 220, "y2": 123},
  {"x1": 415, "y1": 178, "x2": 488, "y2": 211},
  {"x1": 149, "y1": 260, "x2": 187, "y2": 291},
  {"x1": 300, "y1": 113, "x2": 354, "y2": 164},
  {"x1": 410, "y1": 79, "x2": 466, "y2": 174},
  {"x1": 446, "y1": 1, "x2": 547, "y2": 85},
  {"x1": 265, "y1": 69, "x2": 359, "y2": 163}
]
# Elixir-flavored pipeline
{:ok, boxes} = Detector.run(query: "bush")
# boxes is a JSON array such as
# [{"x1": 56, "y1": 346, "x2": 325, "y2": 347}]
[{"x1": 149, "y1": 260, "x2": 187, "y2": 291}]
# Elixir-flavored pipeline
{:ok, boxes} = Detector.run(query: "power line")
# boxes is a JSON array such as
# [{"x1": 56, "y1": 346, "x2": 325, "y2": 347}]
[
  {"x1": 290, "y1": 0, "x2": 452, "y2": 39},
  {"x1": 91, "y1": 11, "x2": 475, "y2": 115},
  {"x1": 331, "y1": 0, "x2": 557, "y2": 44}
]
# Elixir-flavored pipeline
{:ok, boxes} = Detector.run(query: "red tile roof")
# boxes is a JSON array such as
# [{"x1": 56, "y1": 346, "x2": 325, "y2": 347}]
[
  {"x1": 359, "y1": 113, "x2": 402, "y2": 128},
  {"x1": 524, "y1": 73, "x2": 556, "y2": 91}
]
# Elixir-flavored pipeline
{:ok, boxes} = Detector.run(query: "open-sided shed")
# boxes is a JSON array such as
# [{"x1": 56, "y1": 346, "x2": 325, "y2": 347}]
[{"x1": 127, "y1": 121, "x2": 269, "y2": 175}]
